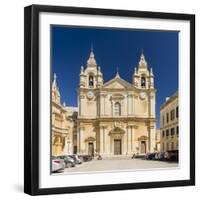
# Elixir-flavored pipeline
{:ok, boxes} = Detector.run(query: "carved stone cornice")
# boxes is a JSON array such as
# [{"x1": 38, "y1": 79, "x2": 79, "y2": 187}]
[
  {"x1": 85, "y1": 136, "x2": 96, "y2": 142},
  {"x1": 138, "y1": 135, "x2": 148, "y2": 141},
  {"x1": 100, "y1": 93, "x2": 107, "y2": 97},
  {"x1": 99, "y1": 124, "x2": 108, "y2": 128},
  {"x1": 78, "y1": 126, "x2": 85, "y2": 131},
  {"x1": 127, "y1": 93, "x2": 133, "y2": 97},
  {"x1": 79, "y1": 95, "x2": 85, "y2": 99},
  {"x1": 52, "y1": 125, "x2": 69, "y2": 131},
  {"x1": 127, "y1": 124, "x2": 138, "y2": 129}
]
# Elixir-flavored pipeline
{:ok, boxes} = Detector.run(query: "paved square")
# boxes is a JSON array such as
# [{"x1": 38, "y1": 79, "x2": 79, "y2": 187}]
[{"x1": 62, "y1": 157, "x2": 178, "y2": 174}]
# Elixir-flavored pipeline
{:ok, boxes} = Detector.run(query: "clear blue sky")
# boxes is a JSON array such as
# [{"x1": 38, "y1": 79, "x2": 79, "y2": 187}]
[{"x1": 51, "y1": 26, "x2": 178, "y2": 128}]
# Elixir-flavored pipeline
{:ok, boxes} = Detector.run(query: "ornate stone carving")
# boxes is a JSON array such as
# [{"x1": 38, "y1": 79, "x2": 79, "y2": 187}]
[{"x1": 80, "y1": 95, "x2": 85, "y2": 99}]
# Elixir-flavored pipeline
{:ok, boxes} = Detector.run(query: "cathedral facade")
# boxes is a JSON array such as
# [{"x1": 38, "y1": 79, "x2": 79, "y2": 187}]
[{"x1": 77, "y1": 50, "x2": 156, "y2": 157}]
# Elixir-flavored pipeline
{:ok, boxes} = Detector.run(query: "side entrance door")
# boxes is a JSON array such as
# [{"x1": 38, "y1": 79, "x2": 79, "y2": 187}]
[
  {"x1": 114, "y1": 139, "x2": 122, "y2": 155},
  {"x1": 88, "y1": 142, "x2": 94, "y2": 156},
  {"x1": 141, "y1": 141, "x2": 146, "y2": 154}
]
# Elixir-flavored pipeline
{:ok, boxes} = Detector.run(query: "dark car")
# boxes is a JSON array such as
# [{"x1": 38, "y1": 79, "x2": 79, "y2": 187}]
[
  {"x1": 157, "y1": 152, "x2": 165, "y2": 161},
  {"x1": 154, "y1": 152, "x2": 160, "y2": 160},
  {"x1": 145, "y1": 152, "x2": 156, "y2": 160},
  {"x1": 58, "y1": 155, "x2": 76, "y2": 168},
  {"x1": 164, "y1": 150, "x2": 178, "y2": 161},
  {"x1": 79, "y1": 155, "x2": 93, "y2": 162},
  {"x1": 69, "y1": 154, "x2": 82, "y2": 164}
]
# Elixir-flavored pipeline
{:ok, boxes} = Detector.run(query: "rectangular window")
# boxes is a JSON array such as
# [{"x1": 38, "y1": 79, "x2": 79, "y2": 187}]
[
  {"x1": 176, "y1": 126, "x2": 179, "y2": 135},
  {"x1": 162, "y1": 116, "x2": 165, "y2": 126},
  {"x1": 171, "y1": 128, "x2": 175, "y2": 137},
  {"x1": 114, "y1": 102, "x2": 121, "y2": 116},
  {"x1": 162, "y1": 131, "x2": 165, "y2": 137},
  {"x1": 171, "y1": 142, "x2": 174, "y2": 150},
  {"x1": 166, "y1": 129, "x2": 169, "y2": 137},
  {"x1": 170, "y1": 109, "x2": 175, "y2": 121},
  {"x1": 176, "y1": 106, "x2": 179, "y2": 118},
  {"x1": 166, "y1": 113, "x2": 169, "y2": 123}
]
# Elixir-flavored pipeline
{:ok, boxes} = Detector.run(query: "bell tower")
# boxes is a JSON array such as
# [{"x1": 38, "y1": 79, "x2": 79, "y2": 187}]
[
  {"x1": 78, "y1": 48, "x2": 104, "y2": 119},
  {"x1": 79, "y1": 48, "x2": 103, "y2": 89},
  {"x1": 132, "y1": 50, "x2": 154, "y2": 89},
  {"x1": 132, "y1": 50, "x2": 156, "y2": 152}
]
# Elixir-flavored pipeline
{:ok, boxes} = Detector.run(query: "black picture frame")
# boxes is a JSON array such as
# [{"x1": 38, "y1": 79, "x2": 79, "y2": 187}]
[{"x1": 24, "y1": 4, "x2": 195, "y2": 196}]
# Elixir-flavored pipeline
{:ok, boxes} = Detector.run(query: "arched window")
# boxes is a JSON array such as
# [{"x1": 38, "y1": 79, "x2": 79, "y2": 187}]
[
  {"x1": 114, "y1": 102, "x2": 121, "y2": 116},
  {"x1": 89, "y1": 75, "x2": 94, "y2": 87},
  {"x1": 141, "y1": 77, "x2": 146, "y2": 88}
]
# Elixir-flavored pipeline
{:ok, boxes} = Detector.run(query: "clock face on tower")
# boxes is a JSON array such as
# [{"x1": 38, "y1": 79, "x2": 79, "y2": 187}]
[
  {"x1": 87, "y1": 91, "x2": 94, "y2": 99},
  {"x1": 139, "y1": 92, "x2": 146, "y2": 100}
]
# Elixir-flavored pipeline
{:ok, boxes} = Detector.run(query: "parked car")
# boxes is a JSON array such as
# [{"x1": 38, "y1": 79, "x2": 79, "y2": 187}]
[
  {"x1": 69, "y1": 154, "x2": 82, "y2": 164},
  {"x1": 157, "y1": 152, "x2": 165, "y2": 161},
  {"x1": 164, "y1": 150, "x2": 178, "y2": 161},
  {"x1": 58, "y1": 155, "x2": 76, "y2": 168},
  {"x1": 145, "y1": 152, "x2": 156, "y2": 160},
  {"x1": 154, "y1": 152, "x2": 159, "y2": 160},
  {"x1": 79, "y1": 155, "x2": 93, "y2": 162},
  {"x1": 52, "y1": 157, "x2": 65, "y2": 172}
]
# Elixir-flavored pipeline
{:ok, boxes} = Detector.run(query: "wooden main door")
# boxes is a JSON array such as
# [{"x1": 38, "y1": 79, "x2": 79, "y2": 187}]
[
  {"x1": 114, "y1": 139, "x2": 122, "y2": 155},
  {"x1": 88, "y1": 142, "x2": 94, "y2": 156},
  {"x1": 141, "y1": 141, "x2": 146, "y2": 154}
]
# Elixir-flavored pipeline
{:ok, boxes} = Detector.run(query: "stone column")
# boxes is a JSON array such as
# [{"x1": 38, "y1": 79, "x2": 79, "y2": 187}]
[
  {"x1": 103, "y1": 127, "x2": 105, "y2": 153},
  {"x1": 111, "y1": 101, "x2": 113, "y2": 116},
  {"x1": 103, "y1": 96, "x2": 106, "y2": 115},
  {"x1": 131, "y1": 95, "x2": 133, "y2": 115},
  {"x1": 85, "y1": 142, "x2": 87, "y2": 155},
  {"x1": 77, "y1": 128, "x2": 80, "y2": 153},
  {"x1": 123, "y1": 130, "x2": 127, "y2": 155},
  {"x1": 78, "y1": 127, "x2": 84, "y2": 154},
  {"x1": 126, "y1": 126, "x2": 129, "y2": 153},
  {"x1": 133, "y1": 94, "x2": 137, "y2": 116},
  {"x1": 147, "y1": 126, "x2": 151, "y2": 152},
  {"x1": 128, "y1": 94, "x2": 133, "y2": 115},
  {"x1": 105, "y1": 128, "x2": 110, "y2": 156},
  {"x1": 79, "y1": 94, "x2": 84, "y2": 117},
  {"x1": 94, "y1": 140, "x2": 97, "y2": 156},
  {"x1": 131, "y1": 126, "x2": 135, "y2": 153},
  {"x1": 149, "y1": 93, "x2": 155, "y2": 117},
  {"x1": 127, "y1": 95, "x2": 130, "y2": 115},
  {"x1": 100, "y1": 126, "x2": 104, "y2": 154},
  {"x1": 127, "y1": 126, "x2": 132, "y2": 154},
  {"x1": 130, "y1": 127, "x2": 133, "y2": 152},
  {"x1": 110, "y1": 136, "x2": 113, "y2": 155},
  {"x1": 149, "y1": 124, "x2": 156, "y2": 152},
  {"x1": 103, "y1": 126, "x2": 109, "y2": 154},
  {"x1": 96, "y1": 129, "x2": 100, "y2": 154},
  {"x1": 78, "y1": 96, "x2": 81, "y2": 116},
  {"x1": 100, "y1": 94, "x2": 106, "y2": 116}
]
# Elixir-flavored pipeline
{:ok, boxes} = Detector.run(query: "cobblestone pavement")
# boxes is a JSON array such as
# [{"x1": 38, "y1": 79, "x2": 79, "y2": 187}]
[{"x1": 62, "y1": 157, "x2": 178, "y2": 174}]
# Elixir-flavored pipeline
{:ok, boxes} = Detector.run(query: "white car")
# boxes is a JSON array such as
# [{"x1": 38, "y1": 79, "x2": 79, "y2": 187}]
[{"x1": 52, "y1": 157, "x2": 65, "y2": 172}]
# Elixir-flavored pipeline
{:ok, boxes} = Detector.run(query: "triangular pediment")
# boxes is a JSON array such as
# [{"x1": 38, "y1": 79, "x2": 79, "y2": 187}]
[{"x1": 103, "y1": 77, "x2": 133, "y2": 89}]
